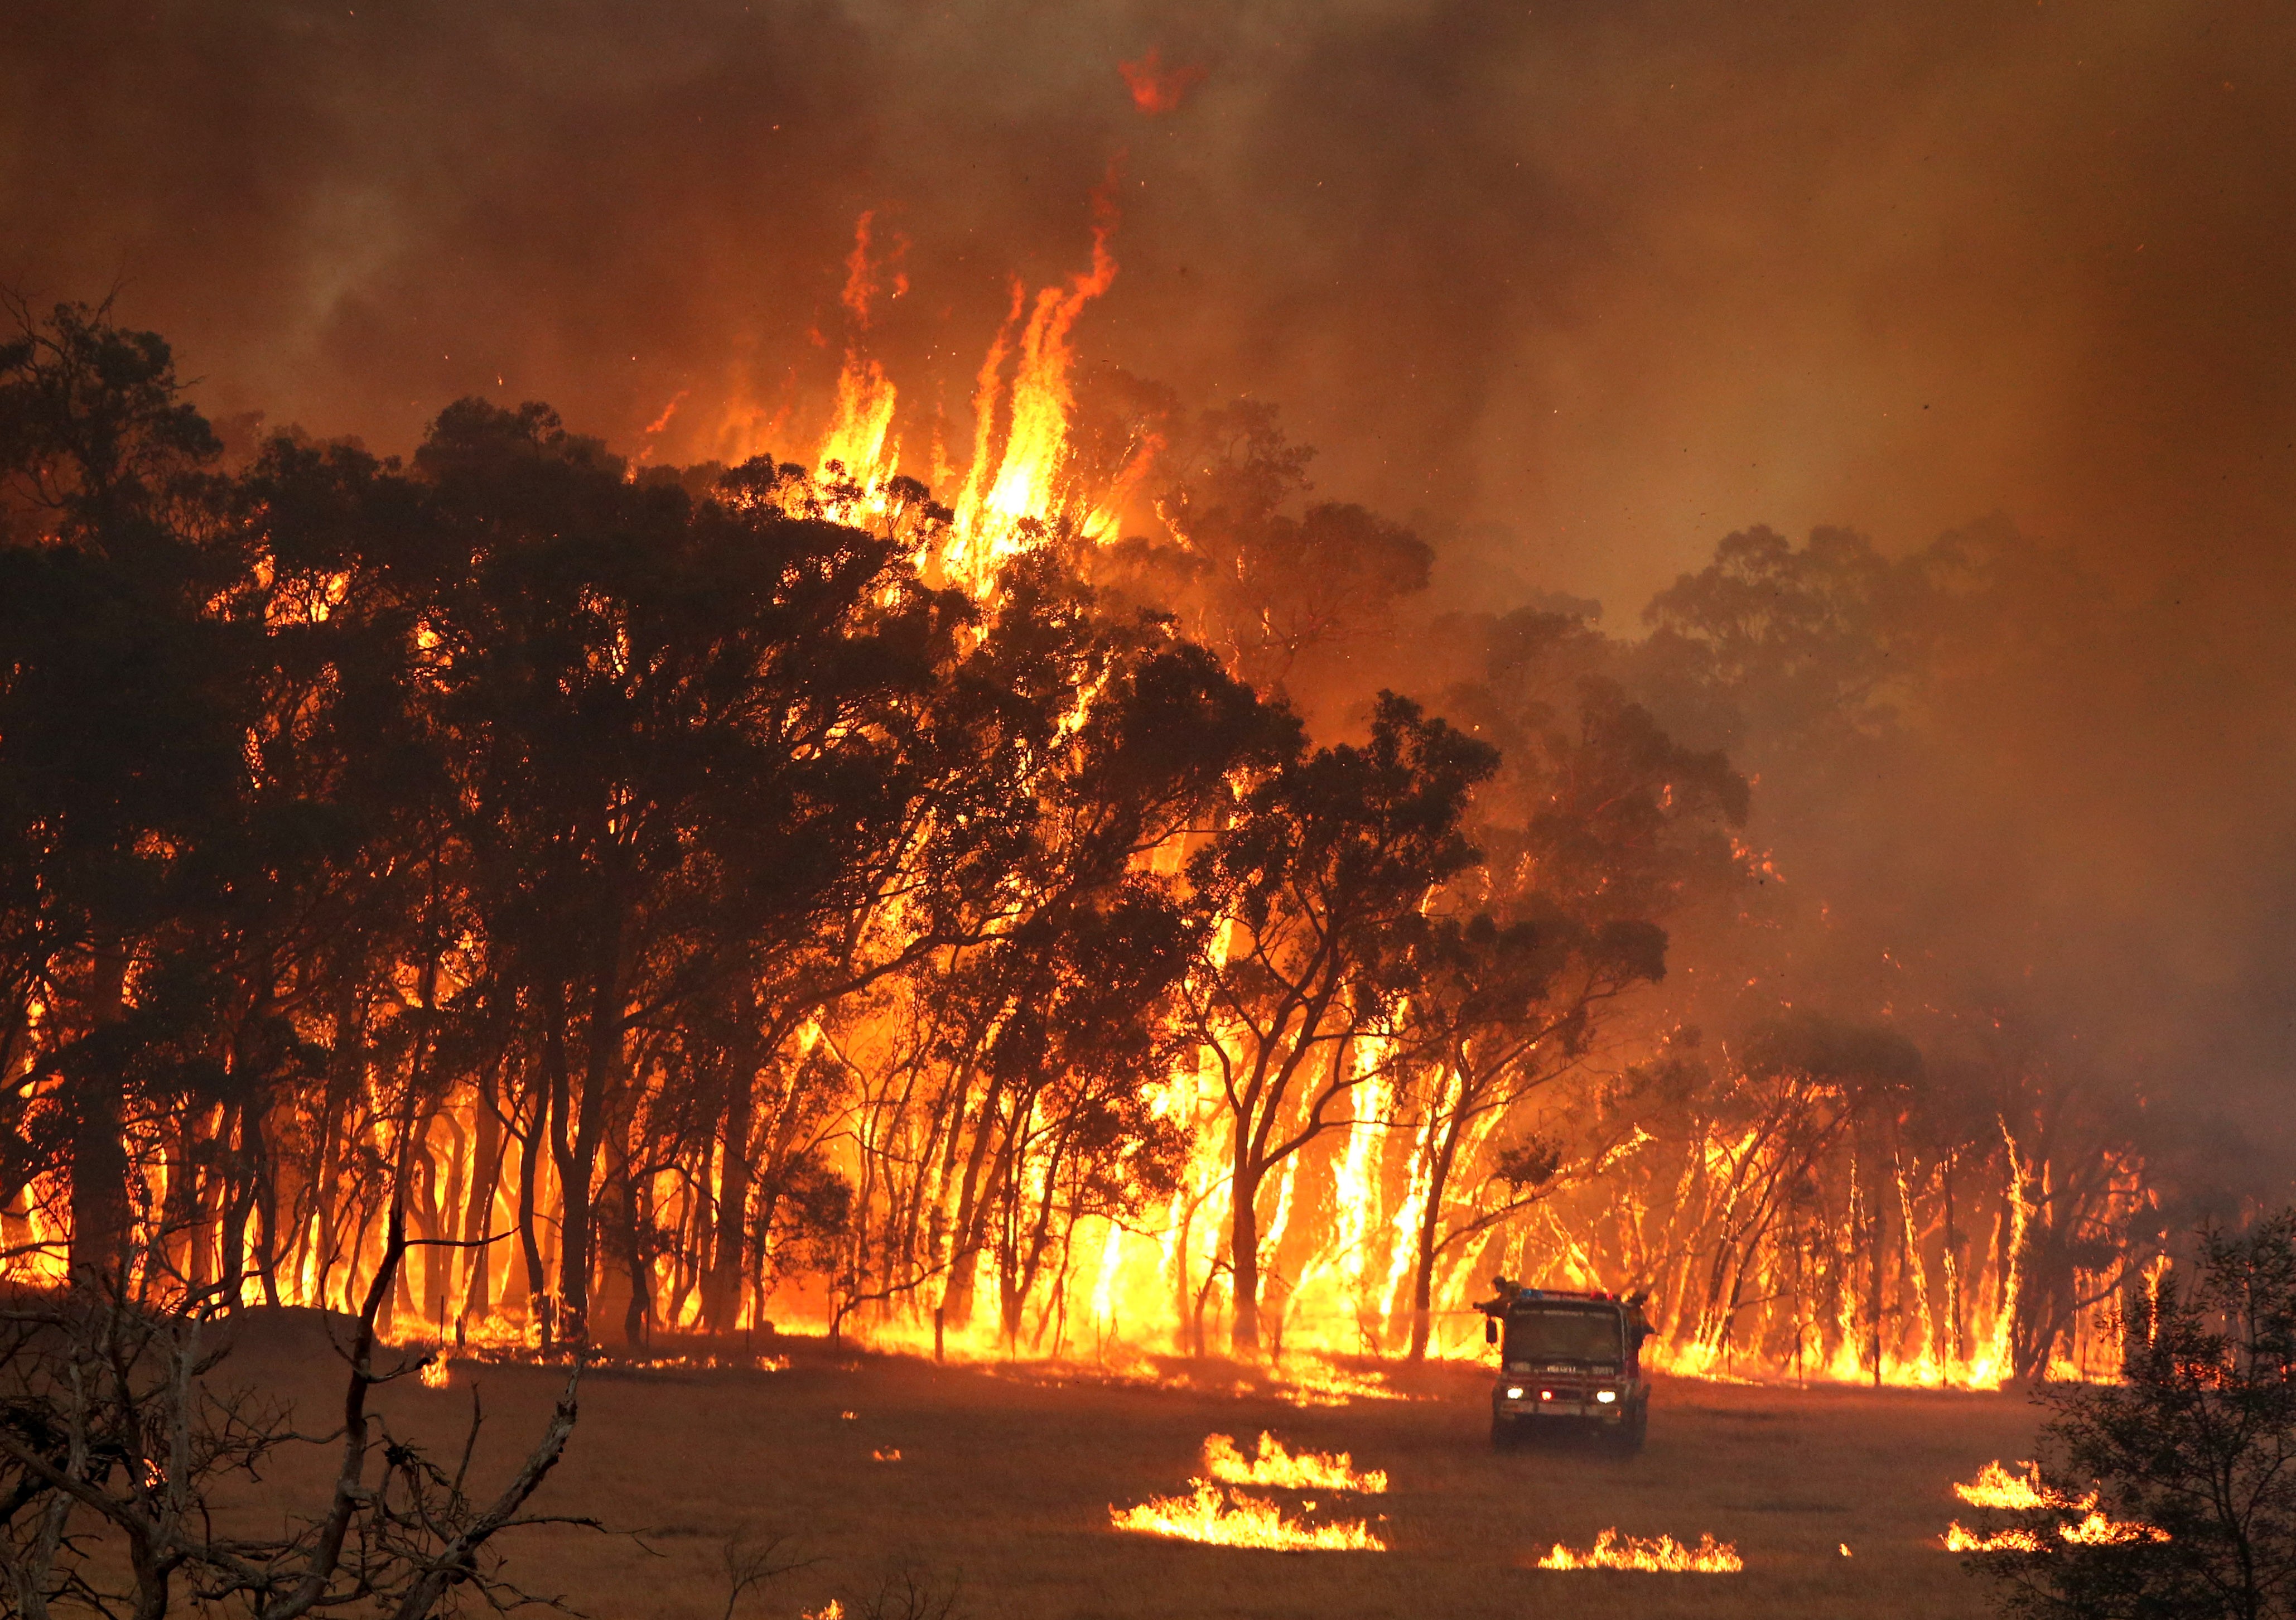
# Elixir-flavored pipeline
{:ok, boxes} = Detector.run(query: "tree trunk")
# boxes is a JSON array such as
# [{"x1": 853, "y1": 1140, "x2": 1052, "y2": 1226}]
[
  {"x1": 939, "y1": 1071, "x2": 1006, "y2": 1329},
  {"x1": 68, "y1": 945, "x2": 132, "y2": 1287},
  {"x1": 460, "y1": 1069, "x2": 506, "y2": 1327},
  {"x1": 1408, "y1": 1088, "x2": 1468, "y2": 1363},
  {"x1": 309, "y1": 990, "x2": 364, "y2": 1307},
  {"x1": 1230, "y1": 1158, "x2": 1264, "y2": 1354},
  {"x1": 552, "y1": 932, "x2": 625, "y2": 1348},
  {"x1": 704, "y1": 1065, "x2": 755, "y2": 1333},
  {"x1": 515, "y1": 1102, "x2": 552, "y2": 1349}
]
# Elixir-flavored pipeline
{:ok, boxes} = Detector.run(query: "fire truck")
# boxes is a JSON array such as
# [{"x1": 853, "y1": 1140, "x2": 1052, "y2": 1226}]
[{"x1": 1478, "y1": 1279, "x2": 1654, "y2": 1452}]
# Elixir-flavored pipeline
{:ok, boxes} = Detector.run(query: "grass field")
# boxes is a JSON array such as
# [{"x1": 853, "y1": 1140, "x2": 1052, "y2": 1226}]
[{"x1": 218, "y1": 1313, "x2": 2046, "y2": 1620}]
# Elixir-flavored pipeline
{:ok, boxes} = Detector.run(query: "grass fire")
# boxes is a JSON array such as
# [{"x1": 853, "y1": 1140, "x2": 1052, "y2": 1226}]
[
  {"x1": 8, "y1": 5, "x2": 2296, "y2": 1617},
  {"x1": 1534, "y1": 1529, "x2": 1745, "y2": 1573}
]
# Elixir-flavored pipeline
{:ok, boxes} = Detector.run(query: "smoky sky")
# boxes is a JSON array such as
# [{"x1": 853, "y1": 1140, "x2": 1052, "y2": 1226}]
[
  {"x1": 9, "y1": 1, "x2": 2296, "y2": 1149},
  {"x1": 11, "y1": 0, "x2": 2296, "y2": 612}
]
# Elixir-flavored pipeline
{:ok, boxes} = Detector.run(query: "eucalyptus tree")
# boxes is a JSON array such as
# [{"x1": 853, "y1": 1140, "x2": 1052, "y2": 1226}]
[{"x1": 1180, "y1": 692, "x2": 1495, "y2": 1353}]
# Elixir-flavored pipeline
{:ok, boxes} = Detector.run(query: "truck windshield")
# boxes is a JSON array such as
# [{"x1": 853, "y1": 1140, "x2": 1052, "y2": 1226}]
[{"x1": 1506, "y1": 1308, "x2": 1621, "y2": 1363}]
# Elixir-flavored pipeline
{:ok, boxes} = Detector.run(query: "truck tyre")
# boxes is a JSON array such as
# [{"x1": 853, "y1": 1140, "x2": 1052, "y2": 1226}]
[
  {"x1": 1491, "y1": 1415, "x2": 1521, "y2": 1451},
  {"x1": 1610, "y1": 1403, "x2": 1648, "y2": 1455}
]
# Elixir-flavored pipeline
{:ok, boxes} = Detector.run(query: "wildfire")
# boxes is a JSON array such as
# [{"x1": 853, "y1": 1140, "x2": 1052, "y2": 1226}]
[
  {"x1": 0, "y1": 192, "x2": 2158, "y2": 1410},
  {"x1": 1944, "y1": 1523, "x2": 2046, "y2": 1554},
  {"x1": 1943, "y1": 1515, "x2": 2168, "y2": 1552},
  {"x1": 1267, "y1": 1360, "x2": 1417, "y2": 1408},
  {"x1": 2058, "y1": 1511, "x2": 2169, "y2": 1546},
  {"x1": 1952, "y1": 1460, "x2": 2095, "y2": 1512},
  {"x1": 871, "y1": 1448, "x2": 903, "y2": 1462},
  {"x1": 1203, "y1": 1433, "x2": 1388, "y2": 1494},
  {"x1": 1942, "y1": 1461, "x2": 2167, "y2": 1551},
  {"x1": 1108, "y1": 1479, "x2": 1386, "y2": 1551},
  {"x1": 1535, "y1": 1529, "x2": 1744, "y2": 1573}
]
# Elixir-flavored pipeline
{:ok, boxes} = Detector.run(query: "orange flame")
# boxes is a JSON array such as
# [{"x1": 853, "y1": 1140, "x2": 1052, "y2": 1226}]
[
  {"x1": 2058, "y1": 1511, "x2": 2169, "y2": 1546},
  {"x1": 1109, "y1": 1479, "x2": 1386, "y2": 1550},
  {"x1": 1203, "y1": 1433, "x2": 1387, "y2": 1494},
  {"x1": 1952, "y1": 1460, "x2": 2095, "y2": 1513},
  {"x1": 1944, "y1": 1522, "x2": 2046, "y2": 1553},
  {"x1": 1536, "y1": 1529, "x2": 1744, "y2": 1573},
  {"x1": 812, "y1": 211, "x2": 903, "y2": 495},
  {"x1": 946, "y1": 177, "x2": 1122, "y2": 578}
]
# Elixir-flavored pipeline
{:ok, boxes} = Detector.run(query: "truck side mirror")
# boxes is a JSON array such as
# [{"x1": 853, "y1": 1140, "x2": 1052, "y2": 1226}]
[{"x1": 1485, "y1": 1316, "x2": 1498, "y2": 1346}]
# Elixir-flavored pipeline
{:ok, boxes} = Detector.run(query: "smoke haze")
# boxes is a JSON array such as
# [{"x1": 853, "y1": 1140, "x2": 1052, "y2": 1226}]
[{"x1": 8, "y1": 0, "x2": 2296, "y2": 1153}]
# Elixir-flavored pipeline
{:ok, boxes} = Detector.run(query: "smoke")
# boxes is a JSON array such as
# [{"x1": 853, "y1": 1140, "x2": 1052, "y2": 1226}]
[{"x1": 8, "y1": 0, "x2": 2296, "y2": 1155}]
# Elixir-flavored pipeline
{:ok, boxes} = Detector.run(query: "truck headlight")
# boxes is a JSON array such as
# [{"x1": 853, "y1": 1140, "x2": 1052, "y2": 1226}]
[
  {"x1": 1504, "y1": 1386, "x2": 1524, "y2": 1400},
  {"x1": 1595, "y1": 1390, "x2": 1618, "y2": 1404}
]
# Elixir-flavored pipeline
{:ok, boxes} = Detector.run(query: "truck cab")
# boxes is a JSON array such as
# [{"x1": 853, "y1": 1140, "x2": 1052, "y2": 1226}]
[{"x1": 1479, "y1": 1280, "x2": 1653, "y2": 1452}]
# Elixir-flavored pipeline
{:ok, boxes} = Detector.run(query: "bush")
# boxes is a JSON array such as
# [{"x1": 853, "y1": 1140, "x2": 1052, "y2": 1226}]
[{"x1": 1970, "y1": 1211, "x2": 2296, "y2": 1620}]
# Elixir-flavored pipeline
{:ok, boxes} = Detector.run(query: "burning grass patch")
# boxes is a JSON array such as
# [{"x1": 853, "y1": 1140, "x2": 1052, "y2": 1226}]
[
  {"x1": 1108, "y1": 1480, "x2": 1386, "y2": 1551},
  {"x1": 1535, "y1": 1528, "x2": 1744, "y2": 1572},
  {"x1": 1202, "y1": 1432, "x2": 1387, "y2": 1493},
  {"x1": 1940, "y1": 1459, "x2": 2167, "y2": 1552},
  {"x1": 1952, "y1": 1459, "x2": 2092, "y2": 1512}
]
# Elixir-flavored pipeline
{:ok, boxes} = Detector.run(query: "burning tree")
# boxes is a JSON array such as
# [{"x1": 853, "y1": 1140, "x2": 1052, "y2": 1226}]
[
  {"x1": 0, "y1": 290, "x2": 2174, "y2": 1387},
  {"x1": 1178, "y1": 693, "x2": 1493, "y2": 1353}
]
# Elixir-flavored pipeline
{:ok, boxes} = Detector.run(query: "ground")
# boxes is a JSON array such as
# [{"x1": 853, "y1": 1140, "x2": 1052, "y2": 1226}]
[{"x1": 219, "y1": 1314, "x2": 2044, "y2": 1620}]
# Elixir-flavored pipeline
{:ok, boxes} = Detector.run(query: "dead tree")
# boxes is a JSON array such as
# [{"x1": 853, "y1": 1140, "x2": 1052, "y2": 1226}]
[{"x1": 0, "y1": 1203, "x2": 594, "y2": 1618}]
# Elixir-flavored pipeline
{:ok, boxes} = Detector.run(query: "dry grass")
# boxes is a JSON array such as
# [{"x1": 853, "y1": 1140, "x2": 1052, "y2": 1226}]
[{"x1": 205, "y1": 1312, "x2": 2041, "y2": 1620}]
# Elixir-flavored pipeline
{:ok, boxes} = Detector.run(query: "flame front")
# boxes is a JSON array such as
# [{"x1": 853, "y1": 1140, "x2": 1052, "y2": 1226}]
[
  {"x1": 0, "y1": 199, "x2": 2165, "y2": 1402},
  {"x1": 1536, "y1": 1529, "x2": 1744, "y2": 1573}
]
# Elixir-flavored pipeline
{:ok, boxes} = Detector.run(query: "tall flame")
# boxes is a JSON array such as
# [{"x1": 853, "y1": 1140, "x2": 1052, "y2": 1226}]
[{"x1": 812, "y1": 211, "x2": 903, "y2": 493}]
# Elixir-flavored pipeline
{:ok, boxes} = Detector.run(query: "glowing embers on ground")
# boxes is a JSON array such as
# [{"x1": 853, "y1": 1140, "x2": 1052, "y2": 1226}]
[
  {"x1": 1534, "y1": 1529, "x2": 1744, "y2": 1573},
  {"x1": 1269, "y1": 1359, "x2": 1420, "y2": 1408},
  {"x1": 1110, "y1": 1430, "x2": 1388, "y2": 1551},
  {"x1": 408, "y1": 1347, "x2": 790, "y2": 1390},
  {"x1": 1941, "y1": 1460, "x2": 2168, "y2": 1552},
  {"x1": 983, "y1": 1351, "x2": 1423, "y2": 1409},
  {"x1": 1203, "y1": 1433, "x2": 1387, "y2": 1494}
]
